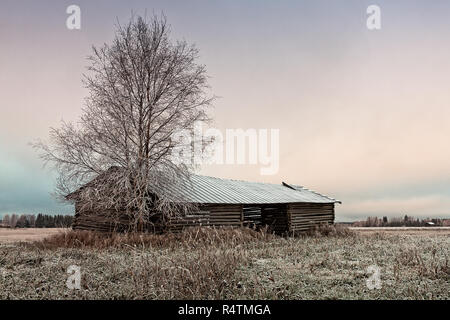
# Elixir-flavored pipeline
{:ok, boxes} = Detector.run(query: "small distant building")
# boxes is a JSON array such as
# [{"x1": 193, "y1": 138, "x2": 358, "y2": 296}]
[{"x1": 68, "y1": 172, "x2": 341, "y2": 235}]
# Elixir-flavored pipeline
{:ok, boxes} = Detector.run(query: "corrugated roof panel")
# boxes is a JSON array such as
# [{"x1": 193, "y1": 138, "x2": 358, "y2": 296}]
[{"x1": 150, "y1": 174, "x2": 340, "y2": 205}]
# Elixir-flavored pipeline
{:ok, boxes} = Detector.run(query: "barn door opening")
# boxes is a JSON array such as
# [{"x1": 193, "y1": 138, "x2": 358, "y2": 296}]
[
  {"x1": 242, "y1": 206, "x2": 262, "y2": 229},
  {"x1": 242, "y1": 204, "x2": 289, "y2": 234}
]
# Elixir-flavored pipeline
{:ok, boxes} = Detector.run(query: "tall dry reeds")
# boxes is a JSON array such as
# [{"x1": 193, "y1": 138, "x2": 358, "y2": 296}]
[{"x1": 33, "y1": 226, "x2": 275, "y2": 250}]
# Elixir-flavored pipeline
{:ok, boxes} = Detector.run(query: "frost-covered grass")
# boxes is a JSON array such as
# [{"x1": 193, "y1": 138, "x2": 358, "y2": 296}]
[{"x1": 0, "y1": 227, "x2": 448, "y2": 299}]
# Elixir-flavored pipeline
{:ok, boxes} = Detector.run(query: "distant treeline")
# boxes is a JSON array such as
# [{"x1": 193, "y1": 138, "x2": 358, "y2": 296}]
[
  {"x1": 352, "y1": 215, "x2": 450, "y2": 227},
  {"x1": 0, "y1": 214, "x2": 73, "y2": 228}
]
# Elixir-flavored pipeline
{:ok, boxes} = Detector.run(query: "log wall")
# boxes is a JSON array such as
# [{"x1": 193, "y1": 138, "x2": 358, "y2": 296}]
[
  {"x1": 165, "y1": 204, "x2": 242, "y2": 232},
  {"x1": 72, "y1": 201, "x2": 335, "y2": 235},
  {"x1": 287, "y1": 203, "x2": 335, "y2": 233},
  {"x1": 73, "y1": 203, "x2": 244, "y2": 233},
  {"x1": 71, "y1": 208, "x2": 132, "y2": 232}
]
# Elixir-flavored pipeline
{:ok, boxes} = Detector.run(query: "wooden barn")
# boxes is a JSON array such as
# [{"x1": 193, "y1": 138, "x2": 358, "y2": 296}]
[{"x1": 69, "y1": 173, "x2": 340, "y2": 235}]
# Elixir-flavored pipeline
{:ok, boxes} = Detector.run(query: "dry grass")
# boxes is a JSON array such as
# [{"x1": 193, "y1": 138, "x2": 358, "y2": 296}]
[
  {"x1": 0, "y1": 226, "x2": 448, "y2": 299},
  {"x1": 0, "y1": 228, "x2": 67, "y2": 243},
  {"x1": 306, "y1": 224, "x2": 357, "y2": 237},
  {"x1": 34, "y1": 226, "x2": 274, "y2": 250}
]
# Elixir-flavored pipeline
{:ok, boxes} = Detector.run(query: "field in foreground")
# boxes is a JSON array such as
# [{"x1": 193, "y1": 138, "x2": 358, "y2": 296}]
[{"x1": 0, "y1": 227, "x2": 448, "y2": 299}]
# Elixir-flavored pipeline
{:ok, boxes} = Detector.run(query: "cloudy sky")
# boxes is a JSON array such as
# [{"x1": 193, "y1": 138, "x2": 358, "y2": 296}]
[{"x1": 1, "y1": 0, "x2": 450, "y2": 220}]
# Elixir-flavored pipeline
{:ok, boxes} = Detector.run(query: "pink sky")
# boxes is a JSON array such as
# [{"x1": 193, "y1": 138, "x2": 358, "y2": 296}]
[{"x1": 1, "y1": 0, "x2": 450, "y2": 220}]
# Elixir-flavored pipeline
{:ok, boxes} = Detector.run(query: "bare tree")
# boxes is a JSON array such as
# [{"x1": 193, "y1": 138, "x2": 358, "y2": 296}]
[
  {"x1": 28, "y1": 214, "x2": 36, "y2": 228},
  {"x1": 10, "y1": 214, "x2": 18, "y2": 229},
  {"x1": 34, "y1": 14, "x2": 213, "y2": 231},
  {"x1": 2, "y1": 214, "x2": 10, "y2": 227}
]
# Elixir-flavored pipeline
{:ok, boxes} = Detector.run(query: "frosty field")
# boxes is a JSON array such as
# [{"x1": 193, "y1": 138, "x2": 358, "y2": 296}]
[{"x1": 0, "y1": 227, "x2": 448, "y2": 300}]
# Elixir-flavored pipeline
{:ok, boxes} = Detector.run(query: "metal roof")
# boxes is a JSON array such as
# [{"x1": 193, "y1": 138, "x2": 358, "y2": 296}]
[
  {"x1": 282, "y1": 182, "x2": 341, "y2": 204},
  {"x1": 151, "y1": 174, "x2": 340, "y2": 205}
]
